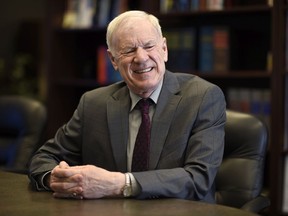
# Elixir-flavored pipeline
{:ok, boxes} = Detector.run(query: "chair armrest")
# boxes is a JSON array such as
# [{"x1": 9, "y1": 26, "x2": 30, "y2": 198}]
[{"x1": 241, "y1": 195, "x2": 270, "y2": 213}]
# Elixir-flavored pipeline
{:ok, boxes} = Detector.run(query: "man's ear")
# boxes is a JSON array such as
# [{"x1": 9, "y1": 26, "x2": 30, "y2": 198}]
[
  {"x1": 107, "y1": 50, "x2": 118, "y2": 71},
  {"x1": 162, "y1": 37, "x2": 168, "y2": 62}
]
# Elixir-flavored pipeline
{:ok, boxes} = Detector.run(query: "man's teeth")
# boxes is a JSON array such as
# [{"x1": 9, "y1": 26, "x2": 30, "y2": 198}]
[{"x1": 135, "y1": 68, "x2": 152, "y2": 73}]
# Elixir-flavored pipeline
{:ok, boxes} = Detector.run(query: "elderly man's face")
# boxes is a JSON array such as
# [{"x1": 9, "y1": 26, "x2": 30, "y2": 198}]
[{"x1": 108, "y1": 18, "x2": 168, "y2": 98}]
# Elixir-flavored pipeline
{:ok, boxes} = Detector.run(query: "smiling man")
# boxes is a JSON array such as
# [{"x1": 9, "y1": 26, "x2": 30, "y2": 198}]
[{"x1": 28, "y1": 10, "x2": 226, "y2": 203}]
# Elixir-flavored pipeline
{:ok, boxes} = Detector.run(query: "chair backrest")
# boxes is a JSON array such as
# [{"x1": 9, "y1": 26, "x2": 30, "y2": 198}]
[
  {"x1": 215, "y1": 110, "x2": 268, "y2": 208},
  {"x1": 0, "y1": 95, "x2": 47, "y2": 173}
]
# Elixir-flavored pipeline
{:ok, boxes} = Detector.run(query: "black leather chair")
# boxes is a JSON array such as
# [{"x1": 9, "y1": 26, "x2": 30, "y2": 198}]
[
  {"x1": 0, "y1": 95, "x2": 47, "y2": 173},
  {"x1": 215, "y1": 110, "x2": 270, "y2": 213}
]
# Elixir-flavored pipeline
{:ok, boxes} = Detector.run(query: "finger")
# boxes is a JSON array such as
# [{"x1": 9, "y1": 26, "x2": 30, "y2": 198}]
[
  {"x1": 53, "y1": 185, "x2": 83, "y2": 198},
  {"x1": 50, "y1": 174, "x2": 83, "y2": 190},
  {"x1": 59, "y1": 161, "x2": 70, "y2": 169},
  {"x1": 52, "y1": 167, "x2": 80, "y2": 178},
  {"x1": 50, "y1": 181, "x2": 79, "y2": 191},
  {"x1": 50, "y1": 180, "x2": 83, "y2": 192},
  {"x1": 53, "y1": 191, "x2": 83, "y2": 200}
]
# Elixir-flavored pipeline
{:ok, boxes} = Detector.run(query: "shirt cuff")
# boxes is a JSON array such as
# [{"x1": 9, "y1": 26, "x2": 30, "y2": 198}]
[
  {"x1": 127, "y1": 172, "x2": 141, "y2": 196},
  {"x1": 39, "y1": 171, "x2": 52, "y2": 191}
]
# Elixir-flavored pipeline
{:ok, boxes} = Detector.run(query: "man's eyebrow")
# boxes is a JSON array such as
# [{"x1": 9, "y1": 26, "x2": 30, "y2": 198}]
[
  {"x1": 144, "y1": 40, "x2": 156, "y2": 45},
  {"x1": 120, "y1": 39, "x2": 157, "y2": 51}
]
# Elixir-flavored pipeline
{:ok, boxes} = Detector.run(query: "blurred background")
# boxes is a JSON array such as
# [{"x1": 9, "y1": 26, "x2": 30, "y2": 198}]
[{"x1": 0, "y1": 0, "x2": 47, "y2": 100}]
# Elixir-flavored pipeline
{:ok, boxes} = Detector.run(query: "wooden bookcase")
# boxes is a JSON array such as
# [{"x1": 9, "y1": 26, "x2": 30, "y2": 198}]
[
  {"x1": 269, "y1": 0, "x2": 287, "y2": 215},
  {"x1": 44, "y1": 0, "x2": 287, "y2": 215}
]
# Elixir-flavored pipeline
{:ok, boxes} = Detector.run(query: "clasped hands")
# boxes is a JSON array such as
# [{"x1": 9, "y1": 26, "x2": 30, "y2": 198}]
[{"x1": 49, "y1": 161, "x2": 125, "y2": 199}]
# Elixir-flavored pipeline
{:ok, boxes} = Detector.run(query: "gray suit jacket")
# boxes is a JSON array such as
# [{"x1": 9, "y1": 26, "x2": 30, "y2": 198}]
[{"x1": 29, "y1": 71, "x2": 226, "y2": 203}]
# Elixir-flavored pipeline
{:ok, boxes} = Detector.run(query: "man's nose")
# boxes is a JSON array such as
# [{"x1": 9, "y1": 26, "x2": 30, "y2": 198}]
[{"x1": 133, "y1": 47, "x2": 149, "y2": 62}]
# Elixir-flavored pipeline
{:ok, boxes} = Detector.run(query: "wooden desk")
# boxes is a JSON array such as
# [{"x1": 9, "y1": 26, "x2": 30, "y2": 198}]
[{"x1": 0, "y1": 171, "x2": 258, "y2": 216}]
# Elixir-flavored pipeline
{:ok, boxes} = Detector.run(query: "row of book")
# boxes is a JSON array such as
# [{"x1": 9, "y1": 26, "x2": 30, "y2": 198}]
[
  {"x1": 226, "y1": 88, "x2": 271, "y2": 129},
  {"x1": 160, "y1": 0, "x2": 224, "y2": 13},
  {"x1": 62, "y1": 0, "x2": 127, "y2": 29},
  {"x1": 164, "y1": 26, "x2": 229, "y2": 73},
  {"x1": 160, "y1": 0, "x2": 272, "y2": 13}
]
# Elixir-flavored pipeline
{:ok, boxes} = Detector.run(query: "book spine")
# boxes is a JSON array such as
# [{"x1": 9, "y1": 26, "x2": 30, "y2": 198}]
[
  {"x1": 62, "y1": 0, "x2": 79, "y2": 28},
  {"x1": 164, "y1": 30, "x2": 180, "y2": 71},
  {"x1": 199, "y1": 26, "x2": 214, "y2": 73},
  {"x1": 190, "y1": 0, "x2": 199, "y2": 11},
  {"x1": 98, "y1": 0, "x2": 112, "y2": 27},
  {"x1": 213, "y1": 26, "x2": 229, "y2": 73},
  {"x1": 97, "y1": 46, "x2": 108, "y2": 85},
  {"x1": 62, "y1": 0, "x2": 96, "y2": 29},
  {"x1": 106, "y1": 52, "x2": 122, "y2": 83}
]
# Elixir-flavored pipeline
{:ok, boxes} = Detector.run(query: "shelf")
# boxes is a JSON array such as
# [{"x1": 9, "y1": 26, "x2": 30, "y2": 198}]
[
  {"x1": 55, "y1": 26, "x2": 107, "y2": 33},
  {"x1": 157, "y1": 5, "x2": 271, "y2": 20},
  {"x1": 54, "y1": 79, "x2": 100, "y2": 88},
  {"x1": 163, "y1": 5, "x2": 270, "y2": 14},
  {"x1": 194, "y1": 70, "x2": 271, "y2": 79}
]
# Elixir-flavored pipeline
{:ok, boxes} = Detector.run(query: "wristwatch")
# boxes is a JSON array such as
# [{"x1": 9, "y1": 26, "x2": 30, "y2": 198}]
[{"x1": 122, "y1": 173, "x2": 132, "y2": 197}]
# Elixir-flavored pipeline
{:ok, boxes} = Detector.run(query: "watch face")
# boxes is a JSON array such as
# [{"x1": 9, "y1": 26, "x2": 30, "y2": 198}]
[{"x1": 123, "y1": 186, "x2": 132, "y2": 197}]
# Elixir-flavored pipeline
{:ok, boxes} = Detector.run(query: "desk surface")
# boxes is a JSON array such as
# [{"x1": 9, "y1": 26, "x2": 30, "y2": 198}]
[{"x1": 0, "y1": 171, "x2": 258, "y2": 216}]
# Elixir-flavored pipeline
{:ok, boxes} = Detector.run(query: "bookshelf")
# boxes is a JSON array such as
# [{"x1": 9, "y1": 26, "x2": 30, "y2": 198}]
[{"x1": 44, "y1": 0, "x2": 287, "y2": 215}]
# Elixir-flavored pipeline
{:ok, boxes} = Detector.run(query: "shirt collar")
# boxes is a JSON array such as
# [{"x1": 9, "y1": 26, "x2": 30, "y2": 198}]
[{"x1": 129, "y1": 79, "x2": 163, "y2": 111}]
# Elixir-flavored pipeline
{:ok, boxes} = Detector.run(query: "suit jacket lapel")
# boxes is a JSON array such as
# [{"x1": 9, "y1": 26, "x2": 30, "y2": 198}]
[
  {"x1": 149, "y1": 71, "x2": 182, "y2": 169},
  {"x1": 107, "y1": 86, "x2": 130, "y2": 172}
]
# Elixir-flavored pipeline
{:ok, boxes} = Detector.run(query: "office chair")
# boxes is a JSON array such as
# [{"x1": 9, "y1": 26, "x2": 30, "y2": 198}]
[
  {"x1": 0, "y1": 95, "x2": 47, "y2": 174},
  {"x1": 215, "y1": 110, "x2": 270, "y2": 213}
]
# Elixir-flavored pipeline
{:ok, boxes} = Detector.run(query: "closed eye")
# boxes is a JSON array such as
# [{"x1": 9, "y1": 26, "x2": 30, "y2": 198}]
[{"x1": 144, "y1": 45, "x2": 155, "y2": 51}]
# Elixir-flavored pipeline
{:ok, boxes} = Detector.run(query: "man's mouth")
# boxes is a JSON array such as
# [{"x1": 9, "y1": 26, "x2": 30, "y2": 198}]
[{"x1": 134, "y1": 67, "x2": 153, "y2": 74}]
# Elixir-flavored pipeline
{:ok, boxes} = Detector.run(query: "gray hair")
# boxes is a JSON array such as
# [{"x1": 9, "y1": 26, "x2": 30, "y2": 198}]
[{"x1": 106, "y1": 10, "x2": 162, "y2": 53}]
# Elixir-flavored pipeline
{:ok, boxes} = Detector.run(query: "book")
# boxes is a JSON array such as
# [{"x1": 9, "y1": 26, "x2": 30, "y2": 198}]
[
  {"x1": 164, "y1": 28, "x2": 196, "y2": 73},
  {"x1": 160, "y1": 0, "x2": 190, "y2": 13},
  {"x1": 97, "y1": 46, "x2": 107, "y2": 85},
  {"x1": 107, "y1": 52, "x2": 122, "y2": 83},
  {"x1": 250, "y1": 89, "x2": 263, "y2": 118},
  {"x1": 62, "y1": 0, "x2": 96, "y2": 29},
  {"x1": 110, "y1": 0, "x2": 128, "y2": 20},
  {"x1": 199, "y1": 26, "x2": 214, "y2": 73},
  {"x1": 206, "y1": 0, "x2": 224, "y2": 10},
  {"x1": 62, "y1": 0, "x2": 129, "y2": 28},
  {"x1": 199, "y1": 26, "x2": 229, "y2": 73},
  {"x1": 227, "y1": 88, "x2": 241, "y2": 111},
  {"x1": 190, "y1": 0, "x2": 200, "y2": 11},
  {"x1": 213, "y1": 26, "x2": 229, "y2": 73},
  {"x1": 261, "y1": 89, "x2": 271, "y2": 134},
  {"x1": 62, "y1": 0, "x2": 79, "y2": 28},
  {"x1": 97, "y1": 0, "x2": 112, "y2": 27},
  {"x1": 96, "y1": 46, "x2": 122, "y2": 85},
  {"x1": 199, "y1": 0, "x2": 207, "y2": 10},
  {"x1": 238, "y1": 88, "x2": 251, "y2": 113}
]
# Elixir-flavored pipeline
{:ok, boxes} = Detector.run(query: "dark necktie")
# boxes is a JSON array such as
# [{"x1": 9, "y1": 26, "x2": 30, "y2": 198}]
[{"x1": 132, "y1": 99, "x2": 151, "y2": 172}]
